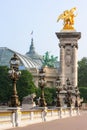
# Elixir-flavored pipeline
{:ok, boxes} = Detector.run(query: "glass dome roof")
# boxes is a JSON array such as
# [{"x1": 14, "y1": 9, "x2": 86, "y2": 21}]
[{"x1": 0, "y1": 47, "x2": 42, "y2": 69}]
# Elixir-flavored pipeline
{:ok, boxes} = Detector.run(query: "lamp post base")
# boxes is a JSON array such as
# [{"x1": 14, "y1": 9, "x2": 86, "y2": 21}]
[
  {"x1": 39, "y1": 98, "x2": 46, "y2": 107},
  {"x1": 9, "y1": 95, "x2": 20, "y2": 107}
]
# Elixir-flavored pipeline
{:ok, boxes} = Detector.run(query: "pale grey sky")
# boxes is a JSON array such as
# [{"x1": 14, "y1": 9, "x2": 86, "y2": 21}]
[{"x1": 0, "y1": 0, "x2": 86, "y2": 60}]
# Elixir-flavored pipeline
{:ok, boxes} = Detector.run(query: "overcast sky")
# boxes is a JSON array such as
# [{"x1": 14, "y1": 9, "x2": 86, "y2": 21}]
[{"x1": 0, "y1": 0, "x2": 86, "y2": 60}]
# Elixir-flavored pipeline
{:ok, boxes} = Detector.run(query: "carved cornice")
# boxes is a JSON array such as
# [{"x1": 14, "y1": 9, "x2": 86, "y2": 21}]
[
  {"x1": 59, "y1": 42, "x2": 78, "y2": 48},
  {"x1": 56, "y1": 32, "x2": 81, "y2": 40},
  {"x1": 71, "y1": 43, "x2": 78, "y2": 48},
  {"x1": 59, "y1": 43, "x2": 65, "y2": 48}
]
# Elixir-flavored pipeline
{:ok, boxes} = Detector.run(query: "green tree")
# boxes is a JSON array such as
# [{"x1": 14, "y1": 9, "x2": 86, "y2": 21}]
[
  {"x1": 0, "y1": 66, "x2": 12, "y2": 104},
  {"x1": 0, "y1": 66, "x2": 37, "y2": 104},
  {"x1": 78, "y1": 57, "x2": 87, "y2": 87},
  {"x1": 17, "y1": 70, "x2": 37, "y2": 103},
  {"x1": 35, "y1": 87, "x2": 56, "y2": 106},
  {"x1": 44, "y1": 87, "x2": 56, "y2": 106},
  {"x1": 79, "y1": 87, "x2": 87, "y2": 103},
  {"x1": 78, "y1": 57, "x2": 87, "y2": 103}
]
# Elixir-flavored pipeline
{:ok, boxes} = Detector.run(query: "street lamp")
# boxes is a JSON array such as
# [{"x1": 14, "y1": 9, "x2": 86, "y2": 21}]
[
  {"x1": 56, "y1": 76, "x2": 62, "y2": 107},
  {"x1": 38, "y1": 67, "x2": 47, "y2": 107},
  {"x1": 8, "y1": 53, "x2": 21, "y2": 107}
]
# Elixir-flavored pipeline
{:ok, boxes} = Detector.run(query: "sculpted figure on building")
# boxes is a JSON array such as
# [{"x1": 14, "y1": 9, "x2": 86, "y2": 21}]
[{"x1": 57, "y1": 7, "x2": 77, "y2": 30}]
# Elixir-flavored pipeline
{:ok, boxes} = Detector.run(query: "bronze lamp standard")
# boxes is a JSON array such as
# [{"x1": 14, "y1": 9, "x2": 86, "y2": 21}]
[
  {"x1": 8, "y1": 53, "x2": 21, "y2": 107},
  {"x1": 38, "y1": 67, "x2": 46, "y2": 107}
]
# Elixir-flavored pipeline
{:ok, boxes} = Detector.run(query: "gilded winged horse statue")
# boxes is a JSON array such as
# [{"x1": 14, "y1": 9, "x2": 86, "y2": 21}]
[{"x1": 57, "y1": 7, "x2": 77, "y2": 30}]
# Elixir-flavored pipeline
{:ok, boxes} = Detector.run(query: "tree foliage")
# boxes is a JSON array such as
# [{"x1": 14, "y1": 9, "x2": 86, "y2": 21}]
[
  {"x1": 17, "y1": 70, "x2": 37, "y2": 102},
  {"x1": 78, "y1": 57, "x2": 87, "y2": 103},
  {"x1": 0, "y1": 66, "x2": 37, "y2": 104},
  {"x1": 35, "y1": 87, "x2": 56, "y2": 106},
  {"x1": 0, "y1": 66, "x2": 12, "y2": 104},
  {"x1": 79, "y1": 87, "x2": 87, "y2": 103},
  {"x1": 78, "y1": 57, "x2": 87, "y2": 87},
  {"x1": 44, "y1": 87, "x2": 56, "y2": 106}
]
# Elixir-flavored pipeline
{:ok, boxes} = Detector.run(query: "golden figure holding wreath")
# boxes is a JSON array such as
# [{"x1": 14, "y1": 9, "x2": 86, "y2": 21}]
[{"x1": 57, "y1": 7, "x2": 77, "y2": 30}]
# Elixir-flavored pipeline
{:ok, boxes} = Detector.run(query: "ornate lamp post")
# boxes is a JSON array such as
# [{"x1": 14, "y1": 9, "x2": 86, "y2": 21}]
[
  {"x1": 56, "y1": 76, "x2": 62, "y2": 107},
  {"x1": 38, "y1": 67, "x2": 46, "y2": 107},
  {"x1": 8, "y1": 53, "x2": 21, "y2": 107}
]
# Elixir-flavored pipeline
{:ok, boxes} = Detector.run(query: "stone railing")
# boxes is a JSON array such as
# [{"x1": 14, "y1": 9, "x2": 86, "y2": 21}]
[{"x1": 0, "y1": 107, "x2": 80, "y2": 130}]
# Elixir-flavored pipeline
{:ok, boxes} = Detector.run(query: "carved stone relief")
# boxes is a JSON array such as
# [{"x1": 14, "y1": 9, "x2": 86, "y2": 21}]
[{"x1": 65, "y1": 48, "x2": 72, "y2": 67}]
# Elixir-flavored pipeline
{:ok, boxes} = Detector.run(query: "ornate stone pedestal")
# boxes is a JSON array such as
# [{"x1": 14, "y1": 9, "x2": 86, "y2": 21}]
[{"x1": 56, "y1": 31, "x2": 81, "y2": 87}]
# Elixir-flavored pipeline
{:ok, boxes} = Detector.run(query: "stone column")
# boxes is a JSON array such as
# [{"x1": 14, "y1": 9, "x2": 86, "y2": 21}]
[
  {"x1": 56, "y1": 32, "x2": 81, "y2": 87},
  {"x1": 72, "y1": 43, "x2": 78, "y2": 87},
  {"x1": 59, "y1": 44, "x2": 65, "y2": 84}
]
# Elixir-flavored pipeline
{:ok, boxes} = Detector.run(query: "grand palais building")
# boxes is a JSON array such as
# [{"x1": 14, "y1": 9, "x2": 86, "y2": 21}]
[{"x1": 0, "y1": 38, "x2": 59, "y2": 87}]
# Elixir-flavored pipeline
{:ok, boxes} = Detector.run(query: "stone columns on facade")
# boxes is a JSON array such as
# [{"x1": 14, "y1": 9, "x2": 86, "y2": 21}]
[
  {"x1": 72, "y1": 43, "x2": 78, "y2": 87},
  {"x1": 60, "y1": 45, "x2": 65, "y2": 84},
  {"x1": 56, "y1": 32, "x2": 81, "y2": 87}
]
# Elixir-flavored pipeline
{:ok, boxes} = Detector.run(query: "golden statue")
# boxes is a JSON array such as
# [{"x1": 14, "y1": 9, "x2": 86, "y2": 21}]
[{"x1": 57, "y1": 7, "x2": 77, "y2": 30}]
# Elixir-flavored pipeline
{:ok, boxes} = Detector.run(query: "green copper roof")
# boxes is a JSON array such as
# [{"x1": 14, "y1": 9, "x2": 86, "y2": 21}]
[{"x1": 25, "y1": 38, "x2": 43, "y2": 65}]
